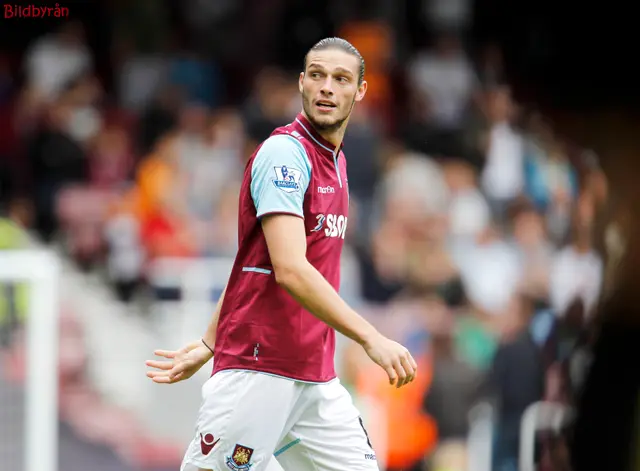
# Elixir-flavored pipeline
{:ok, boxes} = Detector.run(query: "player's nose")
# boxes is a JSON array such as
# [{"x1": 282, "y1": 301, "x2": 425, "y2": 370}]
[{"x1": 319, "y1": 77, "x2": 334, "y2": 95}]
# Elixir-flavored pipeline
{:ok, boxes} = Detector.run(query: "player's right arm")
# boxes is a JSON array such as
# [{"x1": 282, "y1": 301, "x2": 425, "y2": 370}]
[
  {"x1": 252, "y1": 135, "x2": 417, "y2": 388},
  {"x1": 145, "y1": 283, "x2": 227, "y2": 384}
]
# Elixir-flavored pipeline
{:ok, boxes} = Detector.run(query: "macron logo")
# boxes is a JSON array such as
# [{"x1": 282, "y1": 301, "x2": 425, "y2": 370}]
[
  {"x1": 318, "y1": 186, "x2": 335, "y2": 194},
  {"x1": 200, "y1": 433, "x2": 220, "y2": 455}
]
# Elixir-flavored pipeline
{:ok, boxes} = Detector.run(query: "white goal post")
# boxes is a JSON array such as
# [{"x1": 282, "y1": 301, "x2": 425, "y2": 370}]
[{"x1": 0, "y1": 250, "x2": 60, "y2": 471}]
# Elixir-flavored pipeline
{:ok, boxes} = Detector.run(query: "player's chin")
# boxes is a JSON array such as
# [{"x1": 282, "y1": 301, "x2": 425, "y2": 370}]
[{"x1": 310, "y1": 113, "x2": 340, "y2": 130}]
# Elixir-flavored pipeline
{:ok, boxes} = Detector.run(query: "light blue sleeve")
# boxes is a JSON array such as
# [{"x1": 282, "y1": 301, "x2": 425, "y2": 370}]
[{"x1": 251, "y1": 134, "x2": 312, "y2": 219}]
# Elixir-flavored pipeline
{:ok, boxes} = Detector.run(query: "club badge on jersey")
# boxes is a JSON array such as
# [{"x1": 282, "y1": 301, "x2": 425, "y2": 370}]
[
  {"x1": 226, "y1": 444, "x2": 254, "y2": 470},
  {"x1": 272, "y1": 165, "x2": 302, "y2": 193}
]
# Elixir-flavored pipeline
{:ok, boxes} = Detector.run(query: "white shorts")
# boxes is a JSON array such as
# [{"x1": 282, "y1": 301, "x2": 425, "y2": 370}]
[{"x1": 180, "y1": 370, "x2": 379, "y2": 471}]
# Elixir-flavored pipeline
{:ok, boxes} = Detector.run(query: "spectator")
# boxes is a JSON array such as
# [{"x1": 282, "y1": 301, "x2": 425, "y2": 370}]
[
  {"x1": 422, "y1": 0, "x2": 474, "y2": 34},
  {"x1": 523, "y1": 113, "x2": 578, "y2": 242},
  {"x1": 61, "y1": 74, "x2": 104, "y2": 147},
  {"x1": 241, "y1": 67, "x2": 296, "y2": 147},
  {"x1": 453, "y1": 226, "x2": 522, "y2": 323},
  {"x1": 27, "y1": 100, "x2": 88, "y2": 241},
  {"x1": 549, "y1": 193, "x2": 603, "y2": 322},
  {"x1": 187, "y1": 108, "x2": 244, "y2": 220},
  {"x1": 408, "y1": 33, "x2": 478, "y2": 131},
  {"x1": 479, "y1": 86, "x2": 525, "y2": 221},
  {"x1": 357, "y1": 215, "x2": 407, "y2": 303},
  {"x1": 339, "y1": 19, "x2": 394, "y2": 123},
  {"x1": 113, "y1": 38, "x2": 170, "y2": 112},
  {"x1": 23, "y1": 21, "x2": 93, "y2": 104},
  {"x1": 137, "y1": 85, "x2": 183, "y2": 155},
  {"x1": 423, "y1": 308, "x2": 483, "y2": 442},
  {"x1": 442, "y1": 159, "x2": 491, "y2": 239},
  {"x1": 168, "y1": 51, "x2": 223, "y2": 108},
  {"x1": 200, "y1": 180, "x2": 240, "y2": 257},
  {"x1": 509, "y1": 202, "x2": 555, "y2": 302},
  {"x1": 486, "y1": 294, "x2": 545, "y2": 471},
  {"x1": 375, "y1": 148, "x2": 450, "y2": 224},
  {"x1": 89, "y1": 125, "x2": 134, "y2": 190},
  {"x1": 104, "y1": 135, "x2": 182, "y2": 299}
]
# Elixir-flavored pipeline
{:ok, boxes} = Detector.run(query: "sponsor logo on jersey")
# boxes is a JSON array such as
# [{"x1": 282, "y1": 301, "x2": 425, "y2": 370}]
[
  {"x1": 311, "y1": 214, "x2": 326, "y2": 232},
  {"x1": 272, "y1": 165, "x2": 302, "y2": 193},
  {"x1": 317, "y1": 185, "x2": 335, "y2": 194},
  {"x1": 226, "y1": 444, "x2": 254, "y2": 470},
  {"x1": 324, "y1": 214, "x2": 347, "y2": 239},
  {"x1": 311, "y1": 213, "x2": 348, "y2": 238}
]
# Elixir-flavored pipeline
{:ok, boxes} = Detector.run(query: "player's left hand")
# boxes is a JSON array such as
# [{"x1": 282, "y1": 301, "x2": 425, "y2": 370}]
[
  {"x1": 145, "y1": 340, "x2": 213, "y2": 384},
  {"x1": 362, "y1": 333, "x2": 418, "y2": 389}
]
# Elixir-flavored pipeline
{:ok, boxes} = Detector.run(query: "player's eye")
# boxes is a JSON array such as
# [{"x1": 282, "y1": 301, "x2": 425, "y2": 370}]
[
  {"x1": 336, "y1": 76, "x2": 349, "y2": 84},
  {"x1": 310, "y1": 72, "x2": 322, "y2": 79}
]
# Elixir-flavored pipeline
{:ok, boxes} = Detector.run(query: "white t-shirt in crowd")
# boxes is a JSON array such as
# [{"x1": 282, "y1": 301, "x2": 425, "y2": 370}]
[
  {"x1": 549, "y1": 245, "x2": 603, "y2": 319},
  {"x1": 25, "y1": 35, "x2": 92, "y2": 100},
  {"x1": 481, "y1": 122, "x2": 525, "y2": 201}
]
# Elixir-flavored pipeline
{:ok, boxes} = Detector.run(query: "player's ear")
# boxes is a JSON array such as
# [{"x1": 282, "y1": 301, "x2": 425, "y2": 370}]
[
  {"x1": 354, "y1": 80, "x2": 367, "y2": 102},
  {"x1": 298, "y1": 72, "x2": 305, "y2": 93}
]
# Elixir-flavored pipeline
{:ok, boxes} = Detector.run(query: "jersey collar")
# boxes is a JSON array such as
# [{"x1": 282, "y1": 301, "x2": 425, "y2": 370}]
[{"x1": 293, "y1": 113, "x2": 343, "y2": 156}]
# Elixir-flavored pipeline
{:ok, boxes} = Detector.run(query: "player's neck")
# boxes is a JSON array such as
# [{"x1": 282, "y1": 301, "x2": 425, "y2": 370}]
[
  {"x1": 302, "y1": 111, "x2": 345, "y2": 152},
  {"x1": 318, "y1": 127, "x2": 345, "y2": 154}
]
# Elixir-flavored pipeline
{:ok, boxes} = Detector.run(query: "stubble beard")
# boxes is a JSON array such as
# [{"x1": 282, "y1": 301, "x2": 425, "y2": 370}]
[{"x1": 302, "y1": 91, "x2": 354, "y2": 133}]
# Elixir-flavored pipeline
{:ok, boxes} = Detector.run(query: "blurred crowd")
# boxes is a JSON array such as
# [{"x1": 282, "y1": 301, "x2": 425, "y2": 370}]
[{"x1": 0, "y1": 3, "x2": 610, "y2": 471}]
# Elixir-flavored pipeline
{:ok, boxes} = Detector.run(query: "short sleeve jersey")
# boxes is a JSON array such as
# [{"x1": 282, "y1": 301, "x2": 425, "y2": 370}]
[{"x1": 212, "y1": 113, "x2": 349, "y2": 383}]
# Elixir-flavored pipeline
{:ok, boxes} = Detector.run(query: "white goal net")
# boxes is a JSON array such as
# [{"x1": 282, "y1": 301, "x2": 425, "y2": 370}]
[{"x1": 0, "y1": 250, "x2": 60, "y2": 471}]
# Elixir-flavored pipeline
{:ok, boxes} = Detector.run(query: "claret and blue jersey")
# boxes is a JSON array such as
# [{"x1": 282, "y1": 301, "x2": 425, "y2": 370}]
[{"x1": 212, "y1": 113, "x2": 350, "y2": 383}]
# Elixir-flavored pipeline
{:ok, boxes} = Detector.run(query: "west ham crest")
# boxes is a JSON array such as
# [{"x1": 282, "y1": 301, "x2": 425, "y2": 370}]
[{"x1": 226, "y1": 444, "x2": 254, "y2": 470}]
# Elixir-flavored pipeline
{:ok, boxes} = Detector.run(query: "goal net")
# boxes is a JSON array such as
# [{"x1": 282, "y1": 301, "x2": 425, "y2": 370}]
[{"x1": 0, "y1": 250, "x2": 60, "y2": 471}]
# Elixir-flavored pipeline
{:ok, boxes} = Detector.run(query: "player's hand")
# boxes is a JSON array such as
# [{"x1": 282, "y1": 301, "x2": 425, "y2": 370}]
[
  {"x1": 362, "y1": 333, "x2": 418, "y2": 388},
  {"x1": 145, "y1": 340, "x2": 213, "y2": 384}
]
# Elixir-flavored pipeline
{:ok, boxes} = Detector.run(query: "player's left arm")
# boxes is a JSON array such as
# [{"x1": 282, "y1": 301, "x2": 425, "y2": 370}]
[
  {"x1": 252, "y1": 135, "x2": 416, "y2": 387},
  {"x1": 261, "y1": 215, "x2": 416, "y2": 387}
]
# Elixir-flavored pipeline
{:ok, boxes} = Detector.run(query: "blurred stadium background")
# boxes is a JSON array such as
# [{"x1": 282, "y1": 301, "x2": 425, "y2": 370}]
[{"x1": 0, "y1": 1, "x2": 638, "y2": 471}]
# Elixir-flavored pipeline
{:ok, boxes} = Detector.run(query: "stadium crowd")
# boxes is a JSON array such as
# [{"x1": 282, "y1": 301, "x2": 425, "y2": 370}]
[{"x1": 0, "y1": 3, "x2": 609, "y2": 471}]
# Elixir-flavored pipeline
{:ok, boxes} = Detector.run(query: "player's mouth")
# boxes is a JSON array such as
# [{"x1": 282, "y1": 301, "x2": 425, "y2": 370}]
[{"x1": 315, "y1": 100, "x2": 337, "y2": 112}]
